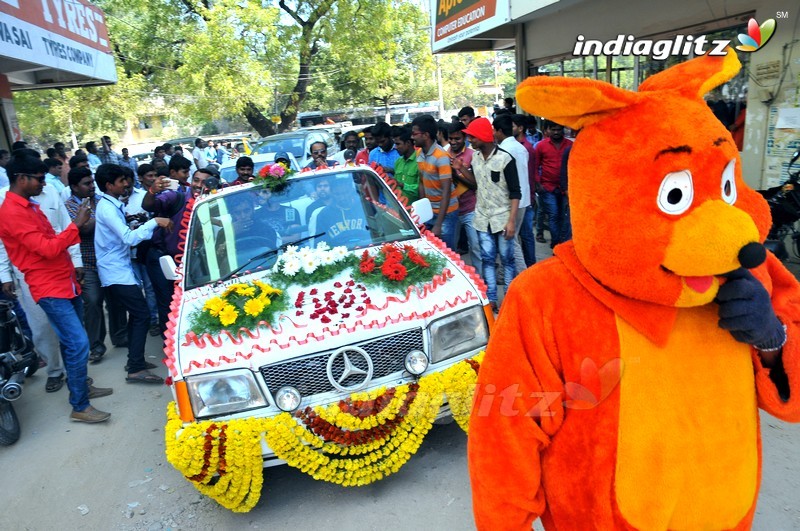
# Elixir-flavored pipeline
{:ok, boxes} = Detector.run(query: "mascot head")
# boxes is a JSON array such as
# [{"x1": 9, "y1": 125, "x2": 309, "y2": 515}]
[{"x1": 517, "y1": 49, "x2": 771, "y2": 307}]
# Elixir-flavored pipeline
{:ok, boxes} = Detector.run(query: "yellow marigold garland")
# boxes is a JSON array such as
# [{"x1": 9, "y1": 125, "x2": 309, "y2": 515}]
[
  {"x1": 165, "y1": 352, "x2": 484, "y2": 511},
  {"x1": 441, "y1": 350, "x2": 485, "y2": 432}
]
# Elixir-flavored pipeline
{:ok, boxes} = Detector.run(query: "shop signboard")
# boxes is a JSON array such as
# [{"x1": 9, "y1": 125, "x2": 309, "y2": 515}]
[
  {"x1": 0, "y1": 0, "x2": 116, "y2": 84},
  {"x1": 431, "y1": 0, "x2": 510, "y2": 53}
]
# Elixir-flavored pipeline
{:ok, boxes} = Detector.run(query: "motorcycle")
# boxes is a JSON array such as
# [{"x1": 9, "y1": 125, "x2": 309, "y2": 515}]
[
  {"x1": 0, "y1": 300, "x2": 37, "y2": 446},
  {"x1": 759, "y1": 148, "x2": 800, "y2": 261}
]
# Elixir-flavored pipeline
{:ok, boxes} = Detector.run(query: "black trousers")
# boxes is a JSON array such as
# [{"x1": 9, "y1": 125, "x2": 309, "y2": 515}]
[{"x1": 107, "y1": 284, "x2": 149, "y2": 373}]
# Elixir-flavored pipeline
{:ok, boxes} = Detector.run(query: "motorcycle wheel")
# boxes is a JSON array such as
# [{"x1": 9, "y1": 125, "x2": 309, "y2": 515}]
[{"x1": 0, "y1": 400, "x2": 20, "y2": 445}]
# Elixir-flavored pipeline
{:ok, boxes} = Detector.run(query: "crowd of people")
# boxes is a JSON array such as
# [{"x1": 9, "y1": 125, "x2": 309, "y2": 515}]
[
  {"x1": 0, "y1": 103, "x2": 570, "y2": 421},
  {"x1": 306, "y1": 105, "x2": 573, "y2": 313},
  {"x1": 0, "y1": 138, "x2": 212, "y2": 424}
]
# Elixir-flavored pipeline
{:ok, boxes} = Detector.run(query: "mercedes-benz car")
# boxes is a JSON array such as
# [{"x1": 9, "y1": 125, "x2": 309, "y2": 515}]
[{"x1": 161, "y1": 165, "x2": 490, "y2": 510}]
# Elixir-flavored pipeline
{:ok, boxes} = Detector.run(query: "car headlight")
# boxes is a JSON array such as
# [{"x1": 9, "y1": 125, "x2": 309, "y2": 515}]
[
  {"x1": 404, "y1": 350, "x2": 429, "y2": 375},
  {"x1": 428, "y1": 306, "x2": 489, "y2": 363},
  {"x1": 186, "y1": 369, "x2": 267, "y2": 418},
  {"x1": 274, "y1": 386, "x2": 302, "y2": 412}
]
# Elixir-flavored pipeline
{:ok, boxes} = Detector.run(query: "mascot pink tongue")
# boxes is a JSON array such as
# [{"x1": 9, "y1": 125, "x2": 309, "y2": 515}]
[
  {"x1": 684, "y1": 275, "x2": 714, "y2": 293},
  {"x1": 467, "y1": 48, "x2": 800, "y2": 531}
]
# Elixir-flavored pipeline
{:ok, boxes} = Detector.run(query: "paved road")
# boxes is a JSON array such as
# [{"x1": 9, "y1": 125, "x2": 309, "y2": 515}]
[{"x1": 1, "y1": 243, "x2": 798, "y2": 530}]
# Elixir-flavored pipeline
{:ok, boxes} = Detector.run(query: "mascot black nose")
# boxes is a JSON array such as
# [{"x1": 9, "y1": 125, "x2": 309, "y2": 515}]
[{"x1": 738, "y1": 242, "x2": 767, "y2": 269}]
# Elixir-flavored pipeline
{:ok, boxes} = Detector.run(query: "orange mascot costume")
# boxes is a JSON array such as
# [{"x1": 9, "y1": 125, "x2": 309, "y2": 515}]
[{"x1": 468, "y1": 49, "x2": 800, "y2": 530}]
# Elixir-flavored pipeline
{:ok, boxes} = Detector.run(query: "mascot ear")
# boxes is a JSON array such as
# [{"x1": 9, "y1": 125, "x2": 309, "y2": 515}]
[
  {"x1": 639, "y1": 47, "x2": 741, "y2": 98},
  {"x1": 516, "y1": 76, "x2": 640, "y2": 130}
]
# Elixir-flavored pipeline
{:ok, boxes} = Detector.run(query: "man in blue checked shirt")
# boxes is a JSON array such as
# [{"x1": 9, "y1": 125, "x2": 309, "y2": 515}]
[{"x1": 94, "y1": 164, "x2": 172, "y2": 384}]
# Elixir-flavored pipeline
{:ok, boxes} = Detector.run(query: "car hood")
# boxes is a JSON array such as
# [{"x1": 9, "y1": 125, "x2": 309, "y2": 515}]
[{"x1": 170, "y1": 239, "x2": 486, "y2": 377}]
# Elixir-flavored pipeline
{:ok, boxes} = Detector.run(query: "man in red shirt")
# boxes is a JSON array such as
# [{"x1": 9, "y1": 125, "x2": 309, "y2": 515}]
[
  {"x1": 533, "y1": 121, "x2": 573, "y2": 247},
  {"x1": 0, "y1": 154, "x2": 112, "y2": 423},
  {"x1": 355, "y1": 126, "x2": 374, "y2": 165}
]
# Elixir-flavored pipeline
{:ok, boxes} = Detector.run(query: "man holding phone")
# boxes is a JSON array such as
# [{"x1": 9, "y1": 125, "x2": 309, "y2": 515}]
[
  {"x1": 0, "y1": 153, "x2": 113, "y2": 422},
  {"x1": 141, "y1": 156, "x2": 205, "y2": 333}
]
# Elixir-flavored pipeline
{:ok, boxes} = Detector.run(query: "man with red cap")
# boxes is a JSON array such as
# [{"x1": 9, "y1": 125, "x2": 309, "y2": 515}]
[{"x1": 452, "y1": 117, "x2": 521, "y2": 312}]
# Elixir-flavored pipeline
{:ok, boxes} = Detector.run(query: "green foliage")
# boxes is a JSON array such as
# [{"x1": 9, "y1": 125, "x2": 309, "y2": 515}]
[{"x1": 188, "y1": 280, "x2": 289, "y2": 336}]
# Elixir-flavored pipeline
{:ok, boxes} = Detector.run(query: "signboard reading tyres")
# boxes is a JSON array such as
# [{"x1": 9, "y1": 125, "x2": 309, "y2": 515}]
[
  {"x1": 431, "y1": 0, "x2": 510, "y2": 52},
  {"x1": 0, "y1": 0, "x2": 116, "y2": 84}
]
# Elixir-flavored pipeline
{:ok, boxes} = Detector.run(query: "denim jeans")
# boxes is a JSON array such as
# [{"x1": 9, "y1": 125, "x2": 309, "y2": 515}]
[
  {"x1": 108, "y1": 284, "x2": 150, "y2": 374},
  {"x1": 519, "y1": 205, "x2": 537, "y2": 267},
  {"x1": 81, "y1": 268, "x2": 106, "y2": 356},
  {"x1": 458, "y1": 210, "x2": 483, "y2": 278},
  {"x1": 37, "y1": 297, "x2": 90, "y2": 412},
  {"x1": 426, "y1": 210, "x2": 459, "y2": 253},
  {"x1": 132, "y1": 261, "x2": 159, "y2": 324},
  {"x1": 478, "y1": 230, "x2": 517, "y2": 304},
  {"x1": 540, "y1": 191, "x2": 564, "y2": 245},
  {"x1": 560, "y1": 197, "x2": 572, "y2": 242}
]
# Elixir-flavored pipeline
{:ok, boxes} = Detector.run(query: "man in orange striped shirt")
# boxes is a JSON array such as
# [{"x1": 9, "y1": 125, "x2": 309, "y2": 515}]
[{"x1": 411, "y1": 115, "x2": 459, "y2": 251}]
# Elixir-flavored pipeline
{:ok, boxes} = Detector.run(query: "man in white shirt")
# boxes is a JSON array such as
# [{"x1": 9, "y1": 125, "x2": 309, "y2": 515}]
[
  {"x1": 191, "y1": 138, "x2": 208, "y2": 170},
  {"x1": 0, "y1": 149, "x2": 9, "y2": 188},
  {"x1": 493, "y1": 114, "x2": 533, "y2": 273},
  {"x1": 94, "y1": 164, "x2": 171, "y2": 384}
]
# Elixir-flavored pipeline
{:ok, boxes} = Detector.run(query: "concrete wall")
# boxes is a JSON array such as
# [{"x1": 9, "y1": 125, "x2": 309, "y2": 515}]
[{"x1": 518, "y1": 0, "x2": 799, "y2": 188}]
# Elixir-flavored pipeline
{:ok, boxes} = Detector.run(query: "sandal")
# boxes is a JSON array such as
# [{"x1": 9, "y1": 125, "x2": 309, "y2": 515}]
[
  {"x1": 45, "y1": 375, "x2": 64, "y2": 393},
  {"x1": 89, "y1": 351, "x2": 104, "y2": 364},
  {"x1": 125, "y1": 371, "x2": 163, "y2": 384}
]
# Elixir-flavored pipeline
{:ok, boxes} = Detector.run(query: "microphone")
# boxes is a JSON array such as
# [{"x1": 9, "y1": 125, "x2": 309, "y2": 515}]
[
  {"x1": 738, "y1": 242, "x2": 767, "y2": 269},
  {"x1": 343, "y1": 149, "x2": 356, "y2": 162}
]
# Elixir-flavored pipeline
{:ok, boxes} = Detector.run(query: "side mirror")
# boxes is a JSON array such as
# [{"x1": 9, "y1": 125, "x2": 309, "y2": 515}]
[
  {"x1": 159, "y1": 255, "x2": 180, "y2": 281},
  {"x1": 410, "y1": 198, "x2": 433, "y2": 225}
]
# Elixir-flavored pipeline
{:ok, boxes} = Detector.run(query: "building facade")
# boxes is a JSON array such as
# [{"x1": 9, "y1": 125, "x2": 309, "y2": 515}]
[
  {"x1": 0, "y1": 0, "x2": 116, "y2": 150},
  {"x1": 431, "y1": 0, "x2": 799, "y2": 188}
]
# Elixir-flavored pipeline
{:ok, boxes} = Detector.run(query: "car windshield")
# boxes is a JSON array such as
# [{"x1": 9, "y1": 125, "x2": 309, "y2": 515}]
[
  {"x1": 253, "y1": 136, "x2": 305, "y2": 157},
  {"x1": 183, "y1": 170, "x2": 420, "y2": 288}
]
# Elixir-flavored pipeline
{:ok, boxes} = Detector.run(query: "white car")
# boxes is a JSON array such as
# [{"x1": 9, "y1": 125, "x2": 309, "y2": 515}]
[
  {"x1": 161, "y1": 166, "x2": 490, "y2": 510},
  {"x1": 250, "y1": 130, "x2": 339, "y2": 168}
]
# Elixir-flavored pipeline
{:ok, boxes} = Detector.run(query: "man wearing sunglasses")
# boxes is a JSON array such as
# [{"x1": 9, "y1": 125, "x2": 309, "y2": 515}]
[
  {"x1": 304, "y1": 141, "x2": 338, "y2": 170},
  {"x1": 0, "y1": 154, "x2": 113, "y2": 423}
]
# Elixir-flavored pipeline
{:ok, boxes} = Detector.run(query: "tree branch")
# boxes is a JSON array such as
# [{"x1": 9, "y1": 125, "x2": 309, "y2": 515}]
[
  {"x1": 278, "y1": 0, "x2": 306, "y2": 27},
  {"x1": 179, "y1": 0, "x2": 210, "y2": 21}
]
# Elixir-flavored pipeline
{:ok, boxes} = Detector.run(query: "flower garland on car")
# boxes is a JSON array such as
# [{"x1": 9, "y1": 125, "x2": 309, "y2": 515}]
[
  {"x1": 189, "y1": 279, "x2": 287, "y2": 336},
  {"x1": 353, "y1": 243, "x2": 446, "y2": 293},
  {"x1": 254, "y1": 161, "x2": 295, "y2": 192},
  {"x1": 270, "y1": 242, "x2": 355, "y2": 285},
  {"x1": 164, "y1": 352, "x2": 484, "y2": 511}
]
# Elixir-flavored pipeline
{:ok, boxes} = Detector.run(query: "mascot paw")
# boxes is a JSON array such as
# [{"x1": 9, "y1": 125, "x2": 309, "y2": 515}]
[{"x1": 716, "y1": 268, "x2": 785, "y2": 349}]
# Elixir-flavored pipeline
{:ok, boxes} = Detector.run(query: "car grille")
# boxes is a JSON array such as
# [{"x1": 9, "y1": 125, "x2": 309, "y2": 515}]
[{"x1": 259, "y1": 328, "x2": 424, "y2": 397}]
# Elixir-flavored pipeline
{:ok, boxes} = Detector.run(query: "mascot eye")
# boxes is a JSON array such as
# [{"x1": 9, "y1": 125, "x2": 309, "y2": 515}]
[
  {"x1": 721, "y1": 159, "x2": 737, "y2": 205},
  {"x1": 657, "y1": 170, "x2": 694, "y2": 215}
]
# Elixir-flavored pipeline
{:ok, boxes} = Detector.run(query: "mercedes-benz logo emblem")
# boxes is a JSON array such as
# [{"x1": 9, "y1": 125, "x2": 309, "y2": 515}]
[{"x1": 326, "y1": 347, "x2": 374, "y2": 392}]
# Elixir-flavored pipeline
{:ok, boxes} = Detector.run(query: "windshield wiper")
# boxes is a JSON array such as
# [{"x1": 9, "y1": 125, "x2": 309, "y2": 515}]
[{"x1": 217, "y1": 233, "x2": 324, "y2": 283}]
